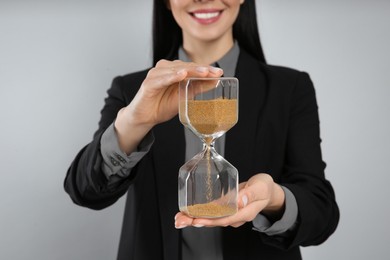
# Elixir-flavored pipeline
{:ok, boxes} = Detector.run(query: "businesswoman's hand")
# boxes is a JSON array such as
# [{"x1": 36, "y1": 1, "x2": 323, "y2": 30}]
[
  {"x1": 174, "y1": 173, "x2": 286, "y2": 229},
  {"x1": 114, "y1": 60, "x2": 223, "y2": 154}
]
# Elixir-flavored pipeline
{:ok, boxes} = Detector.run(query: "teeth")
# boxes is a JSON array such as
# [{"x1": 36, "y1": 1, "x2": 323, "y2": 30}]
[{"x1": 193, "y1": 12, "x2": 219, "y2": 19}]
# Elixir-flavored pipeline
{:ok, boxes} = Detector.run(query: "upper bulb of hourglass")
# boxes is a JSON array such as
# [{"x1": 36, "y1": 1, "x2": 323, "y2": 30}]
[{"x1": 179, "y1": 77, "x2": 239, "y2": 143}]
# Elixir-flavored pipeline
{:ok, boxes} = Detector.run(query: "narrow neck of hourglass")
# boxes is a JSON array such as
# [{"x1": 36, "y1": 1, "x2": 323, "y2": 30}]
[{"x1": 202, "y1": 140, "x2": 216, "y2": 152}]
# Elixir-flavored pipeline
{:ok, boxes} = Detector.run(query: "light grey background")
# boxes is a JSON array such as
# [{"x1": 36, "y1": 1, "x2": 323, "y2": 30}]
[{"x1": 0, "y1": 1, "x2": 389, "y2": 259}]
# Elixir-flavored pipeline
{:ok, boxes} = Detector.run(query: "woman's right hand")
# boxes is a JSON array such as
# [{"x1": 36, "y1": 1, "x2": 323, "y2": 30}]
[{"x1": 114, "y1": 59, "x2": 223, "y2": 154}]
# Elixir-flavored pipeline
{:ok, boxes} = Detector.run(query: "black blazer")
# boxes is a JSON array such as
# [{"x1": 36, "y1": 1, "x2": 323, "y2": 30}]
[{"x1": 65, "y1": 49, "x2": 339, "y2": 260}]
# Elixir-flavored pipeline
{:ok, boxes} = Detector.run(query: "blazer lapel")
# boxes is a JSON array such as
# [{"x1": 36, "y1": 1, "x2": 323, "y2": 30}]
[
  {"x1": 225, "y1": 49, "x2": 267, "y2": 182},
  {"x1": 152, "y1": 115, "x2": 185, "y2": 260}
]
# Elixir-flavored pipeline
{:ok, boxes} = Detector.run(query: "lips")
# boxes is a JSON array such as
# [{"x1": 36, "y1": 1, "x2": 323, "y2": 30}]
[{"x1": 190, "y1": 9, "x2": 223, "y2": 25}]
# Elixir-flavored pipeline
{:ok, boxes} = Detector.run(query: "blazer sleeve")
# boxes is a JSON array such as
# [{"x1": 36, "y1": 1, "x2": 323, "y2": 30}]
[
  {"x1": 261, "y1": 72, "x2": 340, "y2": 249},
  {"x1": 64, "y1": 76, "x2": 138, "y2": 210},
  {"x1": 285, "y1": 72, "x2": 339, "y2": 246}
]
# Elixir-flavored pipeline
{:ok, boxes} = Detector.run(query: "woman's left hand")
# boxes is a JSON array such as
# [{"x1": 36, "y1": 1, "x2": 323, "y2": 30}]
[{"x1": 174, "y1": 173, "x2": 286, "y2": 229}]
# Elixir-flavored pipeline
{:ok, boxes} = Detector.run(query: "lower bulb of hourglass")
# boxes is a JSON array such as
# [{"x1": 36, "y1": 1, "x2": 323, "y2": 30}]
[{"x1": 178, "y1": 148, "x2": 238, "y2": 218}]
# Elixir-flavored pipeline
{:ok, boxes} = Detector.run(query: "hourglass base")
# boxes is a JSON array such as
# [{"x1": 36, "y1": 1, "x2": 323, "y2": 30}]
[{"x1": 178, "y1": 147, "x2": 238, "y2": 218}]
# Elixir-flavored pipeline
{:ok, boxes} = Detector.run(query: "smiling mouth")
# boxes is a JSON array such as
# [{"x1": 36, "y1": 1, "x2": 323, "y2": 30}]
[
  {"x1": 190, "y1": 10, "x2": 223, "y2": 24},
  {"x1": 192, "y1": 11, "x2": 221, "y2": 19}
]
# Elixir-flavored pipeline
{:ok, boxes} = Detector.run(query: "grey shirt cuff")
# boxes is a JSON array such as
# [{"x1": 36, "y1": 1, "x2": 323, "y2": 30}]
[
  {"x1": 252, "y1": 186, "x2": 298, "y2": 236},
  {"x1": 100, "y1": 123, "x2": 154, "y2": 179}
]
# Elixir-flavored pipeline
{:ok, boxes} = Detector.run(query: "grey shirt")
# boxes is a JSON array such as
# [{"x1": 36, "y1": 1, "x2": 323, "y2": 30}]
[{"x1": 99, "y1": 42, "x2": 298, "y2": 260}]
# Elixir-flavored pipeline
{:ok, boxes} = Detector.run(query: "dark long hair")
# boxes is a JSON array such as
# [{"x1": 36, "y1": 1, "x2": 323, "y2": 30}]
[{"x1": 152, "y1": 0, "x2": 266, "y2": 65}]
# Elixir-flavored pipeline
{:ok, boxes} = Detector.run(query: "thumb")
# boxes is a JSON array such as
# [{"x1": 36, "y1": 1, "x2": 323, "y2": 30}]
[
  {"x1": 237, "y1": 175, "x2": 272, "y2": 209},
  {"x1": 237, "y1": 185, "x2": 256, "y2": 209}
]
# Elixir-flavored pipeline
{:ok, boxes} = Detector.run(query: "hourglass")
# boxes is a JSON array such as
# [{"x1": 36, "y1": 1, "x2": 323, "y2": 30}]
[{"x1": 178, "y1": 77, "x2": 239, "y2": 218}]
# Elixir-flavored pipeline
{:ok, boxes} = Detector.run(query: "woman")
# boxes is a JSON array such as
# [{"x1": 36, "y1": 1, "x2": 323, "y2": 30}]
[{"x1": 64, "y1": 0, "x2": 339, "y2": 259}]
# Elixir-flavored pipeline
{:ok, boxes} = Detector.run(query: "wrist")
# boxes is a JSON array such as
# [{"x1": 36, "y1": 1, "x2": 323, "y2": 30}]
[
  {"x1": 116, "y1": 105, "x2": 155, "y2": 131},
  {"x1": 262, "y1": 183, "x2": 286, "y2": 221},
  {"x1": 114, "y1": 107, "x2": 154, "y2": 155}
]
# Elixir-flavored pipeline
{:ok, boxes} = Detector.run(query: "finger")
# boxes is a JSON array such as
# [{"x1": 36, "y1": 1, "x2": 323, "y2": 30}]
[
  {"x1": 142, "y1": 68, "x2": 188, "y2": 92},
  {"x1": 156, "y1": 59, "x2": 195, "y2": 68},
  {"x1": 168, "y1": 63, "x2": 222, "y2": 78},
  {"x1": 207, "y1": 66, "x2": 224, "y2": 77},
  {"x1": 238, "y1": 192, "x2": 249, "y2": 209},
  {"x1": 192, "y1": 211, "x2": 243, "y2": 228},
  {"x1": 237, "y1": 181, "x2": 268, "y2": 209},
  {"x1": 155, "y1": 59, "x2": 222, "y2": 75},
  {"x1": 230, "y1": 221, "x2": 246, "y2": 228},
  {"x1": 143, "y1": 64, "x2": 223, "y2": 98},
  {"x1": 237, "y1": 182, "x2": 248, "y2": 209},
  {"x1": 174, "y1": 212, "x2": 194, "y2": 229},
  {"x1": 147, "y1": 62, "x2": 210, "y2": 79},
  {"x1": 237, "y1": 186, "x2": 252, "y2": 209},
  {"x1": 152, "y1": 65, "x2": 216, "y2": 87},
  {"x1": 152, "y1": 59, "x2": 223, "y2": 80},
  {"x1": 180, "y1": 65, "x2": 217, "y2": 78}
]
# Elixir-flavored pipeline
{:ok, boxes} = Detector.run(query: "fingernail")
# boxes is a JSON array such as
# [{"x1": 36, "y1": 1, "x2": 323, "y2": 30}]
[
  {"x1": 242, "y1": 195, "x2": 248, "y2": 207},
  {"x1": 196, "y1": 66, "x2": 208, "y2": 73},
  {"x1": 193, "y1": 224, "x2": 204, "y2": 228},
  {"x1": 175, "y1": 221, "x2": 186, "y2": 229},
  {"x1": 175, "y1": 225, "x2": 186, "y2": 229},
  {"x1": 209, "y1": 66, "x2": 223, "y2": 74}
]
